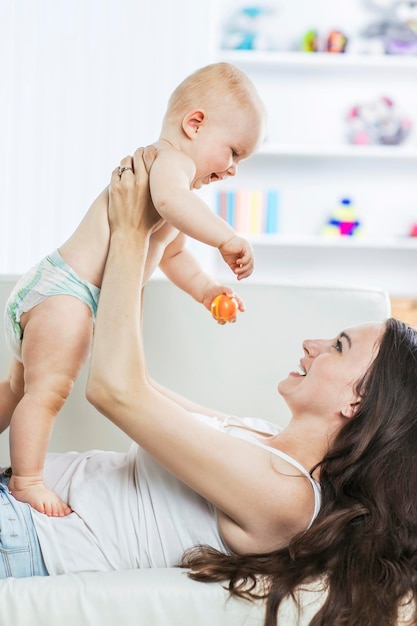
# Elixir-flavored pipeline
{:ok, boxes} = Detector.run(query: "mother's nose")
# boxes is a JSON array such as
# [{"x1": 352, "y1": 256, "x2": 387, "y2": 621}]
[{"x1": 303, "y1": 338, "x2": 322, "y2": 357}]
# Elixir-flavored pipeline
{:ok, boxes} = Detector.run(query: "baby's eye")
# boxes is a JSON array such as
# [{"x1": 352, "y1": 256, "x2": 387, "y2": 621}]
[
  {"x1": 332, "y1": 339, "x2": 343, "y2": 353},
  {"x1": 231, "y1": 149, "x2": 238, "y2": 158}
]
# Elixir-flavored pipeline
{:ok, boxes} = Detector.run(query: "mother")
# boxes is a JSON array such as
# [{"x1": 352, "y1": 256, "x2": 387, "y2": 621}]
[{"x1": 2, "y1": 148, "x2": 417, "y2": 626}]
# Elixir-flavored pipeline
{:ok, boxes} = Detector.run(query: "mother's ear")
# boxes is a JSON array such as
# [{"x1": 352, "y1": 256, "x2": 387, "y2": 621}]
[
  {"x1": 182, "y1": 110, "x2": 205, "y2": 138},
  {"x1": 341, "y1": 400, "x2": 360, "y2": 419}
]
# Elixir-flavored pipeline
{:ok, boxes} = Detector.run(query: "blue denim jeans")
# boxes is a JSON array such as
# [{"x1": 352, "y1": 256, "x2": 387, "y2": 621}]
[{"x1": 0, "y1": 469, "x2": 48, "y2": 578}]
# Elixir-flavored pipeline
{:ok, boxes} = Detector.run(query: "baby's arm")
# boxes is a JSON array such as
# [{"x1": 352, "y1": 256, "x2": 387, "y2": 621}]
[
  {"x1": 149, "y1": 150, "x2": 253, "y2": 279},
  {"x1": 159, "y1": 232, "x2": 245, "y2": 313}
]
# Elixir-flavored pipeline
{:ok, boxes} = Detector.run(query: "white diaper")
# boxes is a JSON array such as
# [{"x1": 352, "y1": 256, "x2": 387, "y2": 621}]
[{"x1": 4, "y1": 250, "x2": 100, "y2": 361}]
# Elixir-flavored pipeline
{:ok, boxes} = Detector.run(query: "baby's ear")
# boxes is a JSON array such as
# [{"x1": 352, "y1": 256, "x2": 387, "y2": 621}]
[{"x1": 182, "y1": 109, "x2": 205, "y2": 138}]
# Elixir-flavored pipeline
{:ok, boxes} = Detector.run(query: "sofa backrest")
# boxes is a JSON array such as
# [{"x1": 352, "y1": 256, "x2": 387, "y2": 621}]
[
  {"x1": 143, "y1": 279, "x2": 390, "y2": 424},
  {"x1": 0, "y1": 276, "x2": 390, "y2": 463}
]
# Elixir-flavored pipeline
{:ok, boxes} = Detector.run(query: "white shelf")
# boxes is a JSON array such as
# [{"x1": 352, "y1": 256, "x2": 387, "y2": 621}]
[
  {"x1": 219, "y1": 50, "x2": 417, "y2": 71},
  {"x1": 211, "y1": 5, "x2": 417, "y2": 297},
  {"x1": 246, "y1": 234, "x2": 417, "y2": 251},
  {"x1": 211, "y1": 234, "x2": 417, "y2": 297},
  {"x1": 256, "y1": 143, "x2": 417, "y2": 159}
]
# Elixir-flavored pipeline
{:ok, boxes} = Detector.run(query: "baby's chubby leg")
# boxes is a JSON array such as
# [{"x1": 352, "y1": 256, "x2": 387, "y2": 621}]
[
  {"x1": 0, "y1": 359, "x2": 24, "y2": 434},
  {"x1": 8, "y1": 295, "x2": 93, "y2": 516}
]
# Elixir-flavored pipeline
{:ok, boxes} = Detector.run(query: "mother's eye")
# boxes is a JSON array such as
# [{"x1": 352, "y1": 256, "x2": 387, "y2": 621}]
[{"x1": 332, "y1": 339, "x2": 343, "y2": 353}]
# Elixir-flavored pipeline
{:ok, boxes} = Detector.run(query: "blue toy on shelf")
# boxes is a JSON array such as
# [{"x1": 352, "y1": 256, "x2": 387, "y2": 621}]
[{"x1": 221, "y1": 5, "x2": 277, "y2": 51}]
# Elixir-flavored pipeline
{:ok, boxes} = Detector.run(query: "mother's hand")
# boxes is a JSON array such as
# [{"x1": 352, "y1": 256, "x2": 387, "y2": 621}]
[{"x1": 108, "y1": 146, "x2": 163, "y2": 238}]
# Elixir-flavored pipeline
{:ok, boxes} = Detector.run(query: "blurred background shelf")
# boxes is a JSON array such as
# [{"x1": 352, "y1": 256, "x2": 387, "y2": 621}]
[
  {"x1": 209, "y1": 0, "x2": 417, "y2": 298},
  {"x1": 244, "y1": 234, "x2": 417, "y2": 250},
  {"x1": 256, "y1": 143, "x2": 417, "y2": 159},
  {"x1": 210, "y1": 234, "x2": 417, "y2": 298},
  {"x1": 219, "y1": 49, "x2": 417, "y2": 71}
]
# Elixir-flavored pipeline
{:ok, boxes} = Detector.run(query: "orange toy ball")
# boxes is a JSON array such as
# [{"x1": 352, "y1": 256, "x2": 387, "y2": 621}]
[{"x1": 210, "y1": 294, "x2": 238, "y2": 323}]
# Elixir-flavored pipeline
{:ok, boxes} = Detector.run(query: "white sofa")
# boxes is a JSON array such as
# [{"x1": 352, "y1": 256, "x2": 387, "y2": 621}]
[{"x1": 0, "y1": 276, "x2": 391, "y2": 626}]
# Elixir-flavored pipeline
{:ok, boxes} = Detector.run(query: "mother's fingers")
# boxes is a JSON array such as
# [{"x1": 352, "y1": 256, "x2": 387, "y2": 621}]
[
  {"x1": 108, "y1": 154, "x2": 137, "y2": 232},
  {"x1": 118, "y1": 155, "x2": 134, "y2": 178},
  {"x1": 140, "y1": 145, "x2": 158, "y2": 173},
  {"x1": 111, "y1": 155, "x2": 134, "y2": 186},
  {"x1": 116, "y1": 147, "x2": 155, "y2": 182},
  {"x1": 109, "y1": 148, "x2": 162, "y2": 235}
]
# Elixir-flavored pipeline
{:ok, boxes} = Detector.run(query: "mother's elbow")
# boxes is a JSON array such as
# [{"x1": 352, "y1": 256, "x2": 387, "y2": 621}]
[
  {"x1": 85, "y1": 373, "x2": 122, "y2": 416},
  {"x1": 86, "y1": 374, "x2": 107, "y2": 412}
]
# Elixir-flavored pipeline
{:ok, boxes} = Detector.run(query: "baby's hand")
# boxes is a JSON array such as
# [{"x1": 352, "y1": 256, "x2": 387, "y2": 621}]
[
  {"x1": 201, "y1": 284, "x2": 245, "y2": 324},
  {"x1": 218, "y1": 235, "x2": 254, "y2": 280}
]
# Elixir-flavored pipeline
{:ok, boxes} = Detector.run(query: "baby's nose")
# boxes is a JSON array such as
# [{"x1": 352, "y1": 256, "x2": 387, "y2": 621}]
[{"x1": 226, "y1": 163, "x2": 237, "y2": 177}]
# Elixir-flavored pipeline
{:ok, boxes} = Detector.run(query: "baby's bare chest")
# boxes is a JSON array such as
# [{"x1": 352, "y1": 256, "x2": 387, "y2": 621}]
[{"x1": 143, "y1": 223, "x2": 178, "y2": 281}]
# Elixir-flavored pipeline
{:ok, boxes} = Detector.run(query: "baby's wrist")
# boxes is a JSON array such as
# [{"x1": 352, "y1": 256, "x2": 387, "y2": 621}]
[{"x1": 218, "y1": 233, "x2": 237, "y2": 251}]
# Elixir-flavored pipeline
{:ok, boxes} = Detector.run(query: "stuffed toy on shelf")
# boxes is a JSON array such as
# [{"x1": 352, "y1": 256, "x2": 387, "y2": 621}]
[
  {"x1": 346, "y1": 95, "x2": 413, "y2": 145},
  {"x1": 347, "y1": 0, "x2": 417, "y2": 55}
]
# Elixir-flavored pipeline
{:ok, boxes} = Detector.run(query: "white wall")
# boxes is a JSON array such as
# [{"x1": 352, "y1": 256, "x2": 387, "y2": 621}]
[
  {"x1": 2, "y1": 0, "x2": 416, "y2": 296},
  {"x1": 0, "y1": 0, "x2": 213, "y2": 274}
]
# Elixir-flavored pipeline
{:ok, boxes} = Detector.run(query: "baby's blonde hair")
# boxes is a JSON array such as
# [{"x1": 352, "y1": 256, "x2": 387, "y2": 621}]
[{"x1": 164, "y1": 62, "x2": 264, "y2": 122}]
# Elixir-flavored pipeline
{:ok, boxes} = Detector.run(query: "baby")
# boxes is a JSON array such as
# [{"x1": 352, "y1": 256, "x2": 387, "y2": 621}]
[{"x1": 0, "y1": 62, "x2": 266, "y2": 516}]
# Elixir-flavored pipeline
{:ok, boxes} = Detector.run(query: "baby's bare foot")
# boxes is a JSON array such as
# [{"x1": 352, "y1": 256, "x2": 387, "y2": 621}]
[{"x1": 9, "y1": 475, "x2": 72, "y2": 516}]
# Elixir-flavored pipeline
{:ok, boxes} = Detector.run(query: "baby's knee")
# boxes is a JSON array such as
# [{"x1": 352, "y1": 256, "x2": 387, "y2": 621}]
[
  {"x1": 27, "y1": 375, "x2": 75, "y2": 414},
  {"x1": 47, "y1": 378, "x2": 75, "y2": 411}
]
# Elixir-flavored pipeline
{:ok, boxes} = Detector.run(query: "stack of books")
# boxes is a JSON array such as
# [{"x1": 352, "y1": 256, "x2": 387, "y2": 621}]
[{"x1": 216, "y1": 189, "x2": 279, "y2": 235}]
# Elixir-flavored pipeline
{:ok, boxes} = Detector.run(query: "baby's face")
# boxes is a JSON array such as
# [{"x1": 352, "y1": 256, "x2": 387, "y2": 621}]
[{"x1": 190, "y1": 106, "x2": 265, "y2": 189}]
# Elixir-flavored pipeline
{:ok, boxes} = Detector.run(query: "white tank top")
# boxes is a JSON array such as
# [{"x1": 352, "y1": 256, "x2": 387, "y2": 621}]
[
  {"x1": 219, "y1": 414, "x2": 321, "y2": 525},
  {"x1": 33, "y1": 414, "x2": 321, "y2": 575}
]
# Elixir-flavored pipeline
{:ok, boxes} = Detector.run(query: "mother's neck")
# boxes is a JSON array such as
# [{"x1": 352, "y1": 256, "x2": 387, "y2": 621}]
[{"x1": 276, "y1": 412, "x2": 346, "y2": 475}]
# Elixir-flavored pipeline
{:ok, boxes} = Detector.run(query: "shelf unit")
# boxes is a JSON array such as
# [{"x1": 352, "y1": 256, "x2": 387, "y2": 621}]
[
  {"x1": 211, "y1": 233, "x2": 417, "y2": 299},
  {"x1": 220, "y1": 49, "x2": 417, "y2": 70},
  {"x1": 257, "y1": 143, "x2": 417, "y2": 160},
  {"x1": 242, "y1": 234, "x2": 417, "y2": 250},
  {"x1": 209, "y1": 5, "x2": 417, "y2": 297}
]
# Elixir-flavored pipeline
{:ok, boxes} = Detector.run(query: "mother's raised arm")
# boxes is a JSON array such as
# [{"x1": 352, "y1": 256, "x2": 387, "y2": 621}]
[{"x1": 86, "y1": 147, "x2": 160, "y2": 414}]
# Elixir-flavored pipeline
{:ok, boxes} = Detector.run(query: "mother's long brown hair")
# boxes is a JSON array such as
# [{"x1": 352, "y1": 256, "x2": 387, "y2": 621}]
[{"x1": 181, "y1": 318, "x2": 417, "y2": 625}]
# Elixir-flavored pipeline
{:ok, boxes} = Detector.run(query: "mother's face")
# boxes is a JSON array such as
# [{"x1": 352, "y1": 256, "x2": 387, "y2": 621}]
[{"x1": 278, "y1": 322, "x2": 384, "y2": 418}]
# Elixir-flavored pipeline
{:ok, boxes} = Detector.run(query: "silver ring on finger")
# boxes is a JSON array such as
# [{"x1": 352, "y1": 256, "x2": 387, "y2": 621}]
[{"x1": 118, "y1": 166, "x2": 133, "y2": 177}]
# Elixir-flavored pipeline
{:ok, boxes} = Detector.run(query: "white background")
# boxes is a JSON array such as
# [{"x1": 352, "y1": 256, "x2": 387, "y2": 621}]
[
  {"x1": 0, "y1": 0, "x2": 212, "y2": 273},
  {"x1": 1, "y1": 0, "x2": 416, "y2": 296}
]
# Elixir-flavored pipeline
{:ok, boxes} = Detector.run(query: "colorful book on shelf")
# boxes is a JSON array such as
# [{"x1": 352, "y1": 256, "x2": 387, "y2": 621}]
[
  {"x1": 265, "y1": 190, "x2": 279, "y2": 234},
  {"x1": 216, "y1": 189, "x2": 279, "y2": 235}
]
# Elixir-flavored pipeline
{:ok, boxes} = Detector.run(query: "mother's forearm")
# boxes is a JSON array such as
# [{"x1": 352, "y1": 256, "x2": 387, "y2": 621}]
[
  {"x1": 148, "y1": 376, "x2": 230, "y2": 420},
  {"x1": 86, "y1": 230, "x2": 149, "y2": 414}
]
